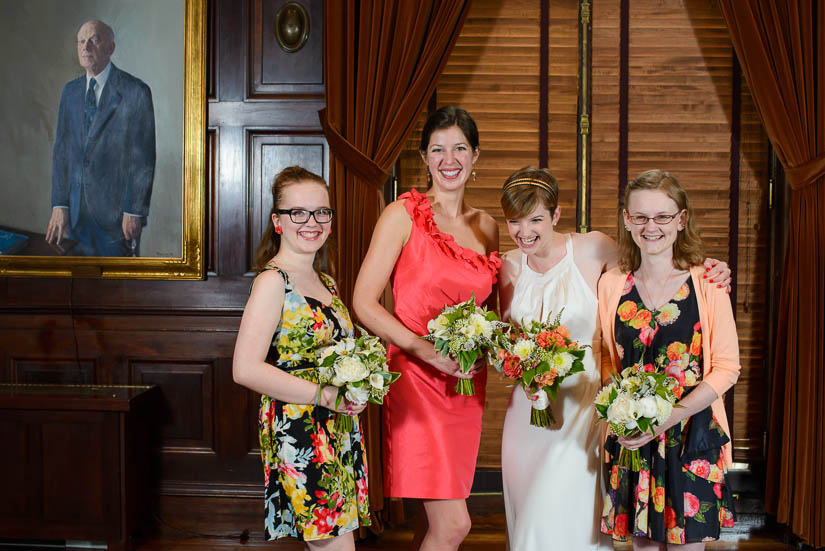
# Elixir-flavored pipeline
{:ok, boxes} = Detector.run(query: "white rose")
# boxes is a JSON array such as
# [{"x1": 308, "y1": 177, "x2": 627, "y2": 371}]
[
  {"x1": 594, "y1": 383, "x2": 615, "y2": 407},
  {"x1": 655, "y1": 395, "x2": 673, "y2": 424},
  {"x1": 469, "y1": 312, "x2": 493, "y2": 339},
  {"x1": 317, "y1": 365, "x2": 334, "y2": 383},
  {"x1": 531, "y1": 388, "x2": 550, "y2": 410},
  {"x1": 369, "y1": 372, "x2": 385, "y2": 390},
  {"x1": 513, "y1": 339, "x2": 535, "y2": 360},
  {"x1": 607, "y1": 393, "x2": 639, "y2": 427},
  {"x1": 457, "y1": 317, "x2": 476, "y2": 339},
  {"x1": 637, "y1": 396, "x2": 658, "y2": 418},
  {"x1": 427, "y1": 314, "x2": 450, "y2": 333},
  {"x1": 550, "y1": 351, "x2": 575, "y2": 376},
  {"x1": 345, "y1": 384, "x2": 370, "y2": 405},
  {"x1": 620, "y1": 375, "x2": 641, "y2": 393},
  {"x1": 335, "y1": 356, "x2": 369, "y2": 383}
]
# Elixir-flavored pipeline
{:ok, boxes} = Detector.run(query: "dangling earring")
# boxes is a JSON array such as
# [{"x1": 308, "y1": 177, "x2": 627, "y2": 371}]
[
  {"x1": 427, "y1": 171, "x2": 432, "y2": 184},
  {"x1": 275, "y1": 225, "x2": 282, "y2": 235},
  {"x1": 472, "y1": 170, "x2": 477, "y2": 183}
]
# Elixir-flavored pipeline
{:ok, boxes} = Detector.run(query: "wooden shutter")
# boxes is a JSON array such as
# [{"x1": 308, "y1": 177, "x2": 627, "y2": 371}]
[{"x1": 590, "y1": 0, "x2": 770, "y2": 463}]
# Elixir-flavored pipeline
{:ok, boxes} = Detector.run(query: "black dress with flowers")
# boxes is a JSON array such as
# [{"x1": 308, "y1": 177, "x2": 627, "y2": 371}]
[
  {"x1": 600, "y1": 274, "x2": 735, "y2": 544},
  {"x1": 257, "y1": 266, "x2": 370, "y2": 541}
]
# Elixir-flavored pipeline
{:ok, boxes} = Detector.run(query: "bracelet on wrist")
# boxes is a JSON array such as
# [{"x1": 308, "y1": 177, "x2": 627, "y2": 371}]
[{"x1": 313, "y1": 383, "x2": 322, "y2": 407}]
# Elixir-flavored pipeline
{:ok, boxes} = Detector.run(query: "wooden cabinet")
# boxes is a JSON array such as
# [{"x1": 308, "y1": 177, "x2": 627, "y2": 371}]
[{"x1": 0, "y1": 384, "x2": 159, "y2": 551}]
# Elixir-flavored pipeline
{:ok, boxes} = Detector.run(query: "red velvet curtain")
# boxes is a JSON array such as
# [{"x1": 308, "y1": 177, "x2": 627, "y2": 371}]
[
  {"x1": 320, "y1": 0, "x2": 472, "y2": 528},
  {"x1": 718, "y1": 1, "x2": 825, "y2": 545}
]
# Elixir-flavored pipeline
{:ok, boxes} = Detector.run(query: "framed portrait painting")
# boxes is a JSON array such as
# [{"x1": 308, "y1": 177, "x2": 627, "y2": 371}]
[{"x1": 0, "y1": 0, "x2": 205, "y2": 279}]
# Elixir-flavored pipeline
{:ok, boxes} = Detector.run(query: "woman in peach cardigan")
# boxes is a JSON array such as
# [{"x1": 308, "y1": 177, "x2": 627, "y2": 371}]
[{"x1": 598, "y1": 170, "x2": 740, "y2": 550}]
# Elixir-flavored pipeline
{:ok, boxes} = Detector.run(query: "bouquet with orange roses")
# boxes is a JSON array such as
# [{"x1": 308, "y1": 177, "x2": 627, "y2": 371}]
[{"x1": 491, "y1": 311, "x2": 587, "y2": 427}]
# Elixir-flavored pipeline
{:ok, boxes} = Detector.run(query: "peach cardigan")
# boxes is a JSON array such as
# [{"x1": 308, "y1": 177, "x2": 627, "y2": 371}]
[{"x1": 597, "y1": 265, "x2": 741, "y2": 467}]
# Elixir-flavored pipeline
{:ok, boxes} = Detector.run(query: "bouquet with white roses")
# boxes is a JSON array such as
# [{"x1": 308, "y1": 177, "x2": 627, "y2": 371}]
[
  {"x1": 421, "y1": 294, "x2": 508, "y2": 396},
  {"x1": 316, "y1": 327, "x2": 400, "y2": 432},
  {"x1": 490, "y1": 311, "x2": 587, "y2": 427},
  {"x1": 593, "y1": 365, "x2": 679, "y2": 470}
]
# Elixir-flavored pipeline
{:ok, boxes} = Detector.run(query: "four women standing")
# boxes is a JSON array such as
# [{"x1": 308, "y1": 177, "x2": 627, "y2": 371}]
[{"x1": 233, "y1": 109, "x2": 740, "y2": 550}]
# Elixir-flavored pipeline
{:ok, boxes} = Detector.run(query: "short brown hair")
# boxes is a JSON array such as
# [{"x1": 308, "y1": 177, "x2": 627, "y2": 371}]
[
  {"x1": 500, "y1": 166, "x2": 559, "y2": 219},
  {"x1": 618, "y1": 169, "x2": 705, "y2": 273}
]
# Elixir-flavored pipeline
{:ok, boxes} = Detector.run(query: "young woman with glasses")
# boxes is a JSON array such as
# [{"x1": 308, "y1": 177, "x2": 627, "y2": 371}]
[
  {"x1": 598, "y1": 169, "x2": 740, "y2": 549},
  {"x1": 233, "y1": 166, "x2": 370, "y2": 550}
]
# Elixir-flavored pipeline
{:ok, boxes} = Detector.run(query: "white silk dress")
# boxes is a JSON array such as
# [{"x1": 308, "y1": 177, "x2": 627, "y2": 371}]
[{"x1": 501, "y1": 235, "x2": 613, "y2": 550}]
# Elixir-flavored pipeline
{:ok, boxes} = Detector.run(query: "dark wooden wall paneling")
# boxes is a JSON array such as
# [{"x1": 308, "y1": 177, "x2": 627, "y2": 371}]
[{"x1": 0, "y1": 0, "x2": 326, "y2": 535}]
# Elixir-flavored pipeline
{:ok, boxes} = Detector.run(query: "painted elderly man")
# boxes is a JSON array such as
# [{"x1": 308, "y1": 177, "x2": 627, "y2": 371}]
[{"x1": 47, "y1": 19, "x2": 155, "y2": 256}]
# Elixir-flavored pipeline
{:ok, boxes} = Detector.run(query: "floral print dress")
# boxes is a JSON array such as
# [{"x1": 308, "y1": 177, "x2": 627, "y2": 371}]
[
  {"x1": 601, "y1": 274, "x2": 735, "y2": 544},
  {"x1": 257, "y1": 266, "x2": 370, "y2": 541}
]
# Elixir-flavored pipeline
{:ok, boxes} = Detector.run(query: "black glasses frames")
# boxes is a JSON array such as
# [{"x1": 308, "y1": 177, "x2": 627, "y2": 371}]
[{"x1": 275, "y1": 208, "x2": 335, "y2": 224}]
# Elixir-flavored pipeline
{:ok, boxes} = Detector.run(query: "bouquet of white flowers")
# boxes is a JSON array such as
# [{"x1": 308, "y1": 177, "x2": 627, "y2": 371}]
[
  {"x1": 490, "y1": 311, "x2": 587, "y2": 427},
  {"x1": 422, "y1": 295, "x2": 508, "y2": 396},
  {"x1": 593, "y1": 366, "x2": 679, "y2": 470},
  {"x1": 316, "y1": 327, "x2": 400, "y2": 432}
]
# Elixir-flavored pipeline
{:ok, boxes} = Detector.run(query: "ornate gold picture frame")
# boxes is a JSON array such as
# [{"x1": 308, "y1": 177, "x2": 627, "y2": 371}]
[{"x1": 0, "y1": 0, "x2": 206, "y2": 279}]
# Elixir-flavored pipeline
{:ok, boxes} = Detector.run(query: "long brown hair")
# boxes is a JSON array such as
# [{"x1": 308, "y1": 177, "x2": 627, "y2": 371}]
[
  {"x1": 254, "y1": 166, "x2": 336, "y2": 277},
  {"x1": 500, "y1": 166, "x2": 559, "y2": 219},
  {"x1": 618, "y1": 169, "x2": 705, "y2": 273}
]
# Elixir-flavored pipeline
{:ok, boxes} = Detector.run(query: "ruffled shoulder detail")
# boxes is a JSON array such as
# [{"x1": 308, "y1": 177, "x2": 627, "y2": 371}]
[{"x1": 399, "y1": 189, "x2": 501, "y2": 282}]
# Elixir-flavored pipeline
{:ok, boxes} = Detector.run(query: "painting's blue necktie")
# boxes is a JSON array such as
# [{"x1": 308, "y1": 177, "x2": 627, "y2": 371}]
[{"x1": 84, "y1": 77, "x2": 97, "y2": 137}]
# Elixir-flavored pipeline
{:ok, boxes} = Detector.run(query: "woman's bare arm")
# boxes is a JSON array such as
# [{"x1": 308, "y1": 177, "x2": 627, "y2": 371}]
[
  {"x1": 232, "y1": 270, "x2": 365, "y2": 413},
  {"x1": 353, "y1": 201, "x2": 468, "y2": 378}
]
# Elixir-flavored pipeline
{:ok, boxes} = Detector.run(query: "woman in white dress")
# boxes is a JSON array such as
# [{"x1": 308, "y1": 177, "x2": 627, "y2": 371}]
[{"x1": 497, "y1": 167, "x2": 729, "y2": 550}]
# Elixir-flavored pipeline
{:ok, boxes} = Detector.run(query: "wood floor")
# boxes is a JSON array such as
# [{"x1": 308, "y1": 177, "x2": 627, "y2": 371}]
[
  {"x1": 132, "y1": 530, "x2": 795, "y2": 550},
  {"x1": 131, "y1": 498, "x2": 796, "y2": 551}
]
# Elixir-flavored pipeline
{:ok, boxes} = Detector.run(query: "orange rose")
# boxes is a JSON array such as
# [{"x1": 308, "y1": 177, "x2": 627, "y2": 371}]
[
  {"x1": 534, "y1": 369, "x2": 558, "y2": 387},
  {"x1": 666, "y1": 341, "x2": 687, "y2": 361},
  {"x1": 665, "y1": 505, "x2": 677, "y2": 529},
  {"x1": 536, "y1": 331, "x2": 551, "y2": 348},
  {"x1": 653, "y1": 485, "x2": 665, "y2": 512},
  {"x1": 690, "y1": 332, "x2": 702, "y2": 355},
  {"x1": 617, "y1": 300, "x2": 638, "y2": 321},
  {"x1": 629, "y1": 309, "x2": 653, "y2": 329}
]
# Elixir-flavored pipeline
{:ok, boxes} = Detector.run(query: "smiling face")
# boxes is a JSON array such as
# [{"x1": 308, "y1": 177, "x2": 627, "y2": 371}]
[
  {"x1": 420, "y1": 125, "x2": 479, "y2": 191},
  {"x1": 506, "y1": 203, "x2": 561, "y2": 256},
  {"x1": 77, "y1": 20, "x2": 115, "y2": 77},
  {"x1": 624, "y1": 188, "x2": 686, "y2": 259},
  {"x1": 272, "y1": 180, "x2": 332, "y2": 255}
]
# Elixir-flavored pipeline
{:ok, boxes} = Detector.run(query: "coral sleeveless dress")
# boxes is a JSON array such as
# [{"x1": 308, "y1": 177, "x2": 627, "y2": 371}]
[{"x1": 382, "y1": 189, "x2": 500, "y2": 499}]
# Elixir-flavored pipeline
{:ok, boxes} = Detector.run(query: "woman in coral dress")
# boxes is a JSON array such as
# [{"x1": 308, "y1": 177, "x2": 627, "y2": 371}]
[{"x1": 353, "y1": 106, "x2": 499, "y2": 551}]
